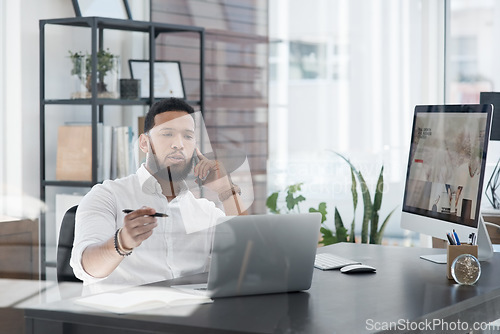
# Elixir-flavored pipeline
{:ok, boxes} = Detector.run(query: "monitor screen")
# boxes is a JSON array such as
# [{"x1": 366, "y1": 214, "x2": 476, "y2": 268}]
[{"x1": 401, "y1": 104, "x2": 492, "y2": 242}]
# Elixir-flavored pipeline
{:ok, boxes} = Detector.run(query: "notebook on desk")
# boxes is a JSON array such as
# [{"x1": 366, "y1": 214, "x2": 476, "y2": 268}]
[{"x1": 173, "y1": 213, "x2": 322, "y2": 298}]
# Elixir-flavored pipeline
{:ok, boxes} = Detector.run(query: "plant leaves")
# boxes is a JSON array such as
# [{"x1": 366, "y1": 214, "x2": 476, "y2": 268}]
[
  {"x1": 286, "y1": 193, "x2": 305, "y2": 212},
  {"x1": 370, "y1": 166, "x2": 384, "y2": 244},
  {"x1": 349, "y1": 168, "x2": 358, "y2": 243},
  {"x1": 320, "y1": 226, "x2": 337, "y2": 246},
  {"x1": 330, "y1": 150, "x2": 395, "y2": 244},
  {"x1": 370, "y1": 212, "x2": 379, "y2": 244},
  {"x1": 334, "y1": 207, "x2": 348, "y2": 242},
  {"x1": 356, "y1": 170, "x2": 373, "y2": 244},
  {"x1": 373, "y1": 166, "x2": 384, "y2": 212},
  {"x1": 333, "y1": 152, "x2": 373, "y2": 243},
  {"x1": 285, "y1": 183, "x2": 305, "y2": 212},
  {"x1": 266, "y1": 192, "x2": 280, "y2": 214},
  {"x1": 350, "y1": 220, "x2": 356, "y2": 243},
  {"x1": 350, "y1": 167, "x2": 358, "y2": 211},
  {"x1": 287, "y1": 183, "x2": 303, "y2": 194},
  {"x1": 309, "y1": 202, "x2": 327, "y2": 224},
  {"x1": 374, "y1": 206, "x2": 398, "y2": 244}
]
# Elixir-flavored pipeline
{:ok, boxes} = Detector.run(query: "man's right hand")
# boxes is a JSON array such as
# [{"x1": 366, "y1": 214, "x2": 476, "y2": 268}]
[{"x1": 120, "y1": 207, "x2": 159, "y2": 249}]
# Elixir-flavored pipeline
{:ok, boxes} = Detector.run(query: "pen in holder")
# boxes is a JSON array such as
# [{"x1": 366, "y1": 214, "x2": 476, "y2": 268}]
[{"x1": 446, "y1": 244, "x2": 480, "y2": 284}]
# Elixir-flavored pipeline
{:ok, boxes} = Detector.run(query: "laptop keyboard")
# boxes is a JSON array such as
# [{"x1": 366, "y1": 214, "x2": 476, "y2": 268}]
[{"x1": 314, "y1": 253, "x2": 361, "y2": 270}]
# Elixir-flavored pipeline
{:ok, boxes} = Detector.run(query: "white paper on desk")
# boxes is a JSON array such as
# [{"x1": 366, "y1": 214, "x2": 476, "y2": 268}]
[{"x1": 74, "y1": 286, "x2": 212, "y2": 314}]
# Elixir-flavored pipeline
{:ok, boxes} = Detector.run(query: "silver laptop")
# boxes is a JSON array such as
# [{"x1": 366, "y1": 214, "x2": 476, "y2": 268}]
[{"x1": 173, "y1": 213, "x2": 321, "y2": 298}]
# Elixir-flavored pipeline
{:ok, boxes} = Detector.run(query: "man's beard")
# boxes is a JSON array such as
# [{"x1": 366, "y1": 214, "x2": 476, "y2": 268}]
[{"x1": 146, "y1": 153, "x2": 194, "y2": 182}]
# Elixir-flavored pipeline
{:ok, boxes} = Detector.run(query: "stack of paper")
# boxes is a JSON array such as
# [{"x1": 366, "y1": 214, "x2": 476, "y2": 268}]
[{"x1": 74, "y1": 287, "x2": 212, "y2": 314}]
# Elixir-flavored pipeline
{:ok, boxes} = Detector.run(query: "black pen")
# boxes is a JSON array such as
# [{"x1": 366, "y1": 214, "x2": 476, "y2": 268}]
[{"x1": 122, "y1": 209, "x2": 168, "y2": 217}]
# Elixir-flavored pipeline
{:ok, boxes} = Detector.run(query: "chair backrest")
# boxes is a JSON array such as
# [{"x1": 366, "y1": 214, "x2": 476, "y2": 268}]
[{"x1": 57, "y1": 205, "x2": 81, "y2": 283}]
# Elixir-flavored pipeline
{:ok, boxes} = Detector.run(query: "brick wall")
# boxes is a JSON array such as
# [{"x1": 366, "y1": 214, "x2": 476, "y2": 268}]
[{"x1": 152, "y1": 0, "x2": 269, "y2": 213}]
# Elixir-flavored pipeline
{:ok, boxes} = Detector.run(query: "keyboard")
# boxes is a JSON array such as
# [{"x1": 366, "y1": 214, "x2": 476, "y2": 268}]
[{"x1": 314, "y1": 253, "x2": 361, "y2": 270}]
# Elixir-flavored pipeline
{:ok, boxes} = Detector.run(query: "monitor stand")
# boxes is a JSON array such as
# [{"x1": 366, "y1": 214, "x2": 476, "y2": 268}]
[{"x1": 420, "y1": 215, "x2": 494, "y2": 264}]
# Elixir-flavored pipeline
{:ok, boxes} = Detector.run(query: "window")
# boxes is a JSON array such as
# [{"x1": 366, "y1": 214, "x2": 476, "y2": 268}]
[
  {"x1": 445, "y1": 0, "x2": 500, "y2": 216},
  {"x1": 0, "y1": 0, "x2": 23, "y2": 217},
  {"x1": 445, "y1": 0, "x2": 498, "y2": 103},
  {"x1": 289, "y1": 41, "x2": 327, "y2": 80},
  {"x1": 0, "y1": 0, "x2": 6, "y2": 213},
  {"x1": 268, "y1": 0, "x2": 443, "y2": 244}
]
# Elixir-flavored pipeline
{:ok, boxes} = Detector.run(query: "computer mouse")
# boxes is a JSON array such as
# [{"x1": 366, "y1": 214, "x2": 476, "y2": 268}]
[{"x1": 340, "y1": 264, "x2": 376, "y2": 273}]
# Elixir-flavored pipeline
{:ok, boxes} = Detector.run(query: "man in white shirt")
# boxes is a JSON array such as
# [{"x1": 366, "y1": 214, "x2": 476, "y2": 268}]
[{"x1": 70, "y1": 98, "x2": 245, "y2": 294}]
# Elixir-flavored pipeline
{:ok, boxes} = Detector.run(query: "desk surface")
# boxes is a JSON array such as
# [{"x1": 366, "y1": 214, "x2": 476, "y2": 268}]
[{"x1": 25, "y1": 243, "x2": 500, "y2": 333}]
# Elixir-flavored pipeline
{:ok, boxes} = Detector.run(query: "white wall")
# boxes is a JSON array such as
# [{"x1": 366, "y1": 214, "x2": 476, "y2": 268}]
[
  {"x1": 1, "y1": 0, "x2": 74, "y2": 218},
  {"x1": 0, "y1": 0, "x2": 148, "y2": 219}
]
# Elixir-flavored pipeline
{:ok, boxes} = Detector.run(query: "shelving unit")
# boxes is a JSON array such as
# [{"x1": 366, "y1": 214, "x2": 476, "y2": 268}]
[{"x1": 39, "y1": 16, "x2": 205, "y2": 279}]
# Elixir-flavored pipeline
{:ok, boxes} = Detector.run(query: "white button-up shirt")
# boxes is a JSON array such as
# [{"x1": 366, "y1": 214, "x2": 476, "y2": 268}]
[{"x1": 70, "y1": 164, "x2": 225, "y2": 295}]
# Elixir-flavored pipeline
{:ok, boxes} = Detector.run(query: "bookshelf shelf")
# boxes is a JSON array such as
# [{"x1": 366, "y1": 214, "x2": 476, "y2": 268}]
[
  {"x1": 44, "y1": 99, "x2": 149, "y2": 106},
  {"x1": 39, "y1": 16, "x2": 205, "y2": 279},
  {"x1": 42, "y1": 180, "x2": 95, "y2": 188},
  {"x1": 44, "y1": 99, "x2": 202, "y2": 106}
]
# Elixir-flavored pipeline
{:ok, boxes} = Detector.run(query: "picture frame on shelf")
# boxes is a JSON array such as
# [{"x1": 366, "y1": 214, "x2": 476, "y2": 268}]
[
  {"x1": 129, "y1": 60, "x2": 186, "y2": 99},
  {"x1": 71, "y1": 0, "x2": 132, "y2": 20}
]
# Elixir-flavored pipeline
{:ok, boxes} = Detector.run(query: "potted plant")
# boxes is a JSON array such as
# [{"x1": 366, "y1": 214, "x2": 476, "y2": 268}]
[
  {"x1": 69, "y1": 49, "x2": 119, "y2": 98},
  {"x1": 266, "y1": 153, "x2": 398, "y2": 246}
]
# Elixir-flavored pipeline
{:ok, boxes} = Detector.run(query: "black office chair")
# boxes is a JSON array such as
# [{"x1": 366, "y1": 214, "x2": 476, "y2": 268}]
[{"x1": 57, "y1": 205, "x2": 82, "y2": 296}]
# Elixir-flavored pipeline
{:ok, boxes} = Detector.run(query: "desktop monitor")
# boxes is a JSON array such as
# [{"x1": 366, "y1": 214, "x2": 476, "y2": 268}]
[{"x1": 401, "y1": 104, "x2": 494, "y2": 262}]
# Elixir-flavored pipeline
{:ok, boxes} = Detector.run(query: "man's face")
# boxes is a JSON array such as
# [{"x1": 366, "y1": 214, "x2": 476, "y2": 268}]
[{"x1": 145, "y1": 111, "x2": 196, "y2": 181}]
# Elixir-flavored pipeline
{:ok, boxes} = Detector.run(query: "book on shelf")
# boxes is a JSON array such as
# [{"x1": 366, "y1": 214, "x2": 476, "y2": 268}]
[
  {"x1": 96, "y1": 123, "x2": 103, "y2": 181},
  {"x1": 110, "y1": 125, "x2": 135, "y2": 179},
  {"x1": 74, "y1": 286, "x2": 212, "y2": 314},
  {"x1": 115, "y1": 126, "x2": 128, "y2": 178},
  {"x1": 110, "y1": 124, "x2": 118, "y2": 180},
  {"x1": 101, "y1": 125, "x2": 113, "y2": 180},
  {"x1": 56, "y1": 125, "x2": 92, "y2": 181},
  {"x1": 56, "y1": 124, "x2": 137, "y2": 182}
]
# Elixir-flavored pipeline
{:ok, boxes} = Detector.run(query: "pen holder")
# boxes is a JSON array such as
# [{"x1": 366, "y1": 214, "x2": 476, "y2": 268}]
[{"x1": 446, "y1": 244, "x2": 478, "y2": 280}]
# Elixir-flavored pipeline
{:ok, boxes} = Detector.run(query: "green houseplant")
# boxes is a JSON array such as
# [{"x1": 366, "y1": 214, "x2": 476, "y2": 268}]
[
  {"x1": 69, "y1": 49, "x2": 119, "y2": 98},
  {"x1": 266, "y1": 153, "x2": 398, "y2": 246},
  {"x1": 332, "y1": 152, "x2": 398, "y2": 245}
]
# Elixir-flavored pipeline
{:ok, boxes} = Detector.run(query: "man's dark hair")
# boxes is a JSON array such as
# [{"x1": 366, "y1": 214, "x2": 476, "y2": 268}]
[{"x1": 144, "y1": 98, "x2": 195, "y2": 133}]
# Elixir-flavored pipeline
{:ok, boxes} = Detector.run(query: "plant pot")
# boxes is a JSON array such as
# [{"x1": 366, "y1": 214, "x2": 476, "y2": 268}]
[{"x1": 69, "y1": 53, "x2": 120, "y2": 99}]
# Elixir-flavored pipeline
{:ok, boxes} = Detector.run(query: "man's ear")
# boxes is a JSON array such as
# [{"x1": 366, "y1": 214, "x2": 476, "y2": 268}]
[{"x1": 139, "y1": 133, "x2": 149, "y2": 153}]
